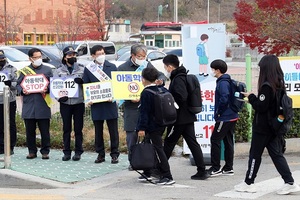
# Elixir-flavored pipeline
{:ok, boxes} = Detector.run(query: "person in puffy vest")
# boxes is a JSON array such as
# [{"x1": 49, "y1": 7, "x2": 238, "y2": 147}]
[
  {"x1": 54, "y1": 46, "x2": 85, "y2": 161},
  {"x1": 0, "y1": 50, "x2": 17, "y2": 155},
  {"x1": 234, "y1": 55, "x2": 300, "y2": 195}
]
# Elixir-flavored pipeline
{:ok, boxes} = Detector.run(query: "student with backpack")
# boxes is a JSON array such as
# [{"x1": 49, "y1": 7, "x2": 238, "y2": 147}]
[
  {"x1": 207, "y1": 59, "x2": 239, "y2": 177},
  {"x1": 136, "y1": 67, "x2": 175, "y2": 185},
  {"x1": 163, "y1": 54, "x2": 209, "y2": 180},
  {"x1": 234, "y1": 55, "x2": 300, "y2": 195}
]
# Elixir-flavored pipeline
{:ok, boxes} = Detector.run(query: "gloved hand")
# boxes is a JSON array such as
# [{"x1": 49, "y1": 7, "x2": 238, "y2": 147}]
[
  {"x1": 58, "y1": 96, "x2": 68, "y2": 103},
  {"x1": 4, "y1": 80, "x2": 11, "y2": 87},
  {"x1": 74, "y1": 77, "x2": 84, "y2": 84}
]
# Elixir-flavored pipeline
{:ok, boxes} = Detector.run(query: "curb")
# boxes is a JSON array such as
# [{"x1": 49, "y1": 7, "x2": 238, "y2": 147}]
[{"x1": 234, "y1": 138, "x2": 300, "y2": 157}]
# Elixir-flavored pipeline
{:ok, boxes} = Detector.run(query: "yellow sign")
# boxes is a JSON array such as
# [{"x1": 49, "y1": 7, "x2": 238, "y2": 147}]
[
  {"x1": 111, "y1": 71, "x2": 144, "y2": 100},
  {"x1": 279, "y1": 56, "x2": 300, "y2": 108},
  {"x1": 83, "y1": 81, "x2": 113, "y2": 103}
]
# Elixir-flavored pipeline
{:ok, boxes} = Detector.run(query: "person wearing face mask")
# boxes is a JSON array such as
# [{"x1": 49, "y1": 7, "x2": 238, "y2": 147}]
[
  {"x1": 54, "y1": 46, "x2": 85, "y2": 161},
  {"x1": 118, "y1": 43, "x2": 166, "y2": 171},
  {"x1": 206, "y1": 59, "x2": 238, "y2": 177},
  {"x1": 163, "y1": 54, "x2": 209, "y2": 180},
  {"x1": 16, "y1": 48, "x2": 53, "y2": 160},
  {"x1": 82, "y1": 45, "x2": 120, "y2": 164},
  {"x1": 0, "y1": 50, "x2": 17, "y2": 155}
]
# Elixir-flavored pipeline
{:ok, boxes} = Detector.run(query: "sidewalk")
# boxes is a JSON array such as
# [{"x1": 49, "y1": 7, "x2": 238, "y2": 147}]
[{"x1": 1, "y1": 138, "x2": 299, "y2": 185}]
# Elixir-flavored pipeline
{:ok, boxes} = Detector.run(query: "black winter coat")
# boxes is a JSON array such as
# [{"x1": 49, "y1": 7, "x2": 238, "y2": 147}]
[
  {"x1": 248, "y1": 84, "x2": 277, "y2": 135},
  {"x1": 169, "y1": 66, "x2": 197, "y2": 125}
]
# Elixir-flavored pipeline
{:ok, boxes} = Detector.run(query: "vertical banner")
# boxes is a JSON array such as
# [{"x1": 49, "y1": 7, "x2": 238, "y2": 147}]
[
  {"x1": 182, "y1": 23, "x2": 226, "y2": 155},
  {"x1": 279, "y1": 57, "x2": 300, "y2": 108}
]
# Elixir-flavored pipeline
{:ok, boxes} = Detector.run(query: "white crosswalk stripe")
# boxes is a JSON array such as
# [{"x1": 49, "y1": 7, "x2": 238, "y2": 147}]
[{"x1": 215, "y1": 170, "x2": 300, "y2": 199}]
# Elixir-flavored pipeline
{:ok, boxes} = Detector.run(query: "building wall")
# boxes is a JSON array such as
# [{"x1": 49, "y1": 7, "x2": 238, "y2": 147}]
[
  {"x1": 1, "y1": 0, "x2": 105, "y2": 45},
  {"x1": 106, "y1": 19, "x2": 131, "y2": 42}
]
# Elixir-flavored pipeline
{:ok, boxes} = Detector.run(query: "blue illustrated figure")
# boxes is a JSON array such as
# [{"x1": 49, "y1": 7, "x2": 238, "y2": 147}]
[
  {"x1": 85, "y1": 86, "x2": 90, "y2": 102},
  {"x1": 197, "y1": 34, "x2": 209, "y2": 75}
]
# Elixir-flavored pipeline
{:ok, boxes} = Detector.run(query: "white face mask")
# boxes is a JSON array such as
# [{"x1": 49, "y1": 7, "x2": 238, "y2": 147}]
[
  {"x1": 135, "y1": 58, "x2": 146, "y2": 66},
  {"x1": 96, "y1": 55, "x2": 105, "y2": 64},
  {"x1": 165, "y1": 71, "x2": 171, "y2": 78},
  {"x1": 33, "y1": 58, "x2": 42, "y2": 67}
]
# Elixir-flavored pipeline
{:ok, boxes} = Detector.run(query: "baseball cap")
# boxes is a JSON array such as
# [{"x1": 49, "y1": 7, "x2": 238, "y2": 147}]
[
  {"x1": 0, "y1": 50, "x2": 6, "y2": 59},
  {"x1": 63, "y1": 46, "x2": 77, "y2": 55}
]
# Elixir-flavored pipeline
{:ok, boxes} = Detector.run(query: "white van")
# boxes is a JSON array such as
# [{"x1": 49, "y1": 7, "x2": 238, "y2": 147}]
[
  {"x1": 0, "y1": 46, "x2": 56, "y2": 71},
  {"x1": 54, "y1": 41, "x2": 116, "y2": 65}
]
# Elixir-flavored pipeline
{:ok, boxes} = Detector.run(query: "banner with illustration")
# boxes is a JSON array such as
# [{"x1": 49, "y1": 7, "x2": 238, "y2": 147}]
[
  {"x1": 111, "y1": 71, "x2": 144, "y2": 100},
  {"x1": 181, "y1": 23, "x2": 225, "y2": 157},
  {"x1": 279, "y1": 56, "x2": 300, "y2": 108},
  {"x1": 82, "y1": 81, "x2": 113, "y2": 103}
]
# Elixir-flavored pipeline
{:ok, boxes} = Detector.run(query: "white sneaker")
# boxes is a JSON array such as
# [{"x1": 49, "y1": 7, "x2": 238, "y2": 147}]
[
  {"x1": 277, "y1": 183, "x2": 300, "y2": 195},
  {"x1": 234, "y1": 182, "x2": 257, "y2": 193}
]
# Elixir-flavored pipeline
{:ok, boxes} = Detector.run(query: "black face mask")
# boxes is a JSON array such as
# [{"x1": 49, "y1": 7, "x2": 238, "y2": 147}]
[
  {"x1": 0, "y1": 60, "x2": 6, "y2": 68},
  {"x1": 67, "y1": 57, "x2": 77, "y2": 65}
]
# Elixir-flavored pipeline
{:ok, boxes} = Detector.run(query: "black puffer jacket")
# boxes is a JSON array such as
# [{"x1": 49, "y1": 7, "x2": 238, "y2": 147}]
[
  {"x1": 248, "y1": 84, "x2": 276, "y2": 135},
  {"x1": 169, "y1": 66, "x2": 197, "y2": 125}
]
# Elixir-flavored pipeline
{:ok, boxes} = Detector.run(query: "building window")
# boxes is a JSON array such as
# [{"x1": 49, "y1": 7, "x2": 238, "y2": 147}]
[
  {"x1": 125, "y1": 24, "x2": 130, "y2": 33},
  {"x1": 47, "y1": 34, "x2": 55, "y2": 45},
  {"x1": 115, "y1": 24, "x2": 120, "y2": 32},
  {"x1": 36, "y1": 34, "x2": 44, "y2": 45},
  {"x1": 165, "y1": 35, "x2": 172, "y2": 39},
  {"x1": 24, "y1": 34, "x2": 33, "y2": 45}
]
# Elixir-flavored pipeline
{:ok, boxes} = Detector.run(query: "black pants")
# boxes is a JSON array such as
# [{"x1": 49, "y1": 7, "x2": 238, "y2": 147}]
[
  {"x1": 0, "y1": 101, "x2": 17, "y2": 152},
  {"x1": 93, "y1": 118, "x2": 120, "y2": 158},
  {"x1": 164, "y1": 123, "x2": 206, "y2": 173},
  {"x1": 60, "y1": 103, "x2": 85, "y2": 156},
  {"x1": 210, "y1": 121, "x2": 236, "y2": 171},
  {"x1": 245, "y1": 132, "x2": 294, "y2": 184},
  {"x1": 24, "y1": 119, "x2": 50, "y2": 155},
  {"x1": 144, "y1": 129, "x2": 173, "y2": 179}
]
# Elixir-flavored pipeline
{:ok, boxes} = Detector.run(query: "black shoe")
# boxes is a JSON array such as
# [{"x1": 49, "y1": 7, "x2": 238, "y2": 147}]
[
  {"x1": 95, "y1": 155, "x2": 105, "y2": 163},
  {"x1": 111, "y1": 157, "x2": 119, "y2": 164},
  {"x1": 191, "y1": 171, "x2": 210, "y2": 180},
  {"x1": 72, "y1": 154, "x2": 81, "y2": 161},
  {"x1": 26, "y1": 153, "x2": 37, "y2": 159},
  {"x1": 42, "y1": 154, "x2": 49, "y2": 160},
  {"x1": 62, "y1": 155, "x2": 71, "y2": 161}
]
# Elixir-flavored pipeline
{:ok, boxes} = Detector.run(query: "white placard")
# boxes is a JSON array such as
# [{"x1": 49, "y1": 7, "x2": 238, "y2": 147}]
[
  {"x1": 20, "y1": 74, "x2": 49, "y2": 93},
  {"x1": 50, "y1": 77, "x2": 79, "y2": 98}
]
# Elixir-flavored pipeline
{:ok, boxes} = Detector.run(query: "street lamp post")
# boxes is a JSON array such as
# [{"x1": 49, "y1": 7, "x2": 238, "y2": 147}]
[
  {"x1": 207, "y1": 0, "x2": 210, "y2": 23},
  {"x1": 4, "y1": 0, "x2": 7, "y2": 45},
  {"x1": 174, "y1": 0, "x2": 178, "y2": 23}
]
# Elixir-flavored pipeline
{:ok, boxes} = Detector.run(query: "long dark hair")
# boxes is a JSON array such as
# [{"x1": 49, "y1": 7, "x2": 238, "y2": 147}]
[{"x1": 257, "y1": 55, "x2": 285, "y2": 94}]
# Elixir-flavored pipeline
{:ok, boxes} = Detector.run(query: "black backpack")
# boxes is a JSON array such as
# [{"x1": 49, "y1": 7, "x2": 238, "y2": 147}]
[
  {"x1": 220, "y1": 79, "x2": 246, "y2": 113},
  {"x1": 186, "y1": 74, "x2": 203, "y2": 114},
  {"x1": 269, "y1": 89, "x2": 293, "y2": 136},
  {"x1": 174, "y1": 74, "x2": 203, "y2": 114},
  {"x1": 145, "y1": 88, "x2": 177, "y2": 126}
]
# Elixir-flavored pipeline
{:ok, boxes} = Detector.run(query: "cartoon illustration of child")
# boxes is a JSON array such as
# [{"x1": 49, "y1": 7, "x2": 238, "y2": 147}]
[
  {"x1": 85, "y1": 86, "x2": 91, "y2": 102},
  {"x1": 197, "y1": 34, "x2": 209, "y2": 76}
]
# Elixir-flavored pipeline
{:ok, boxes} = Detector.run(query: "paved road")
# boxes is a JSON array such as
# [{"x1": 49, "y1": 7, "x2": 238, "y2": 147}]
[{"x1": 0, "y1": 139, "x2": 299, "y2": 200}]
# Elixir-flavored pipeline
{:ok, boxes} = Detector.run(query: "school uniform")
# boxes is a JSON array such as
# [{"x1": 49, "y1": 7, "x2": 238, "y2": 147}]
[{"x1": 136, "y1": 85, "x2": 173, "y2": 180}]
